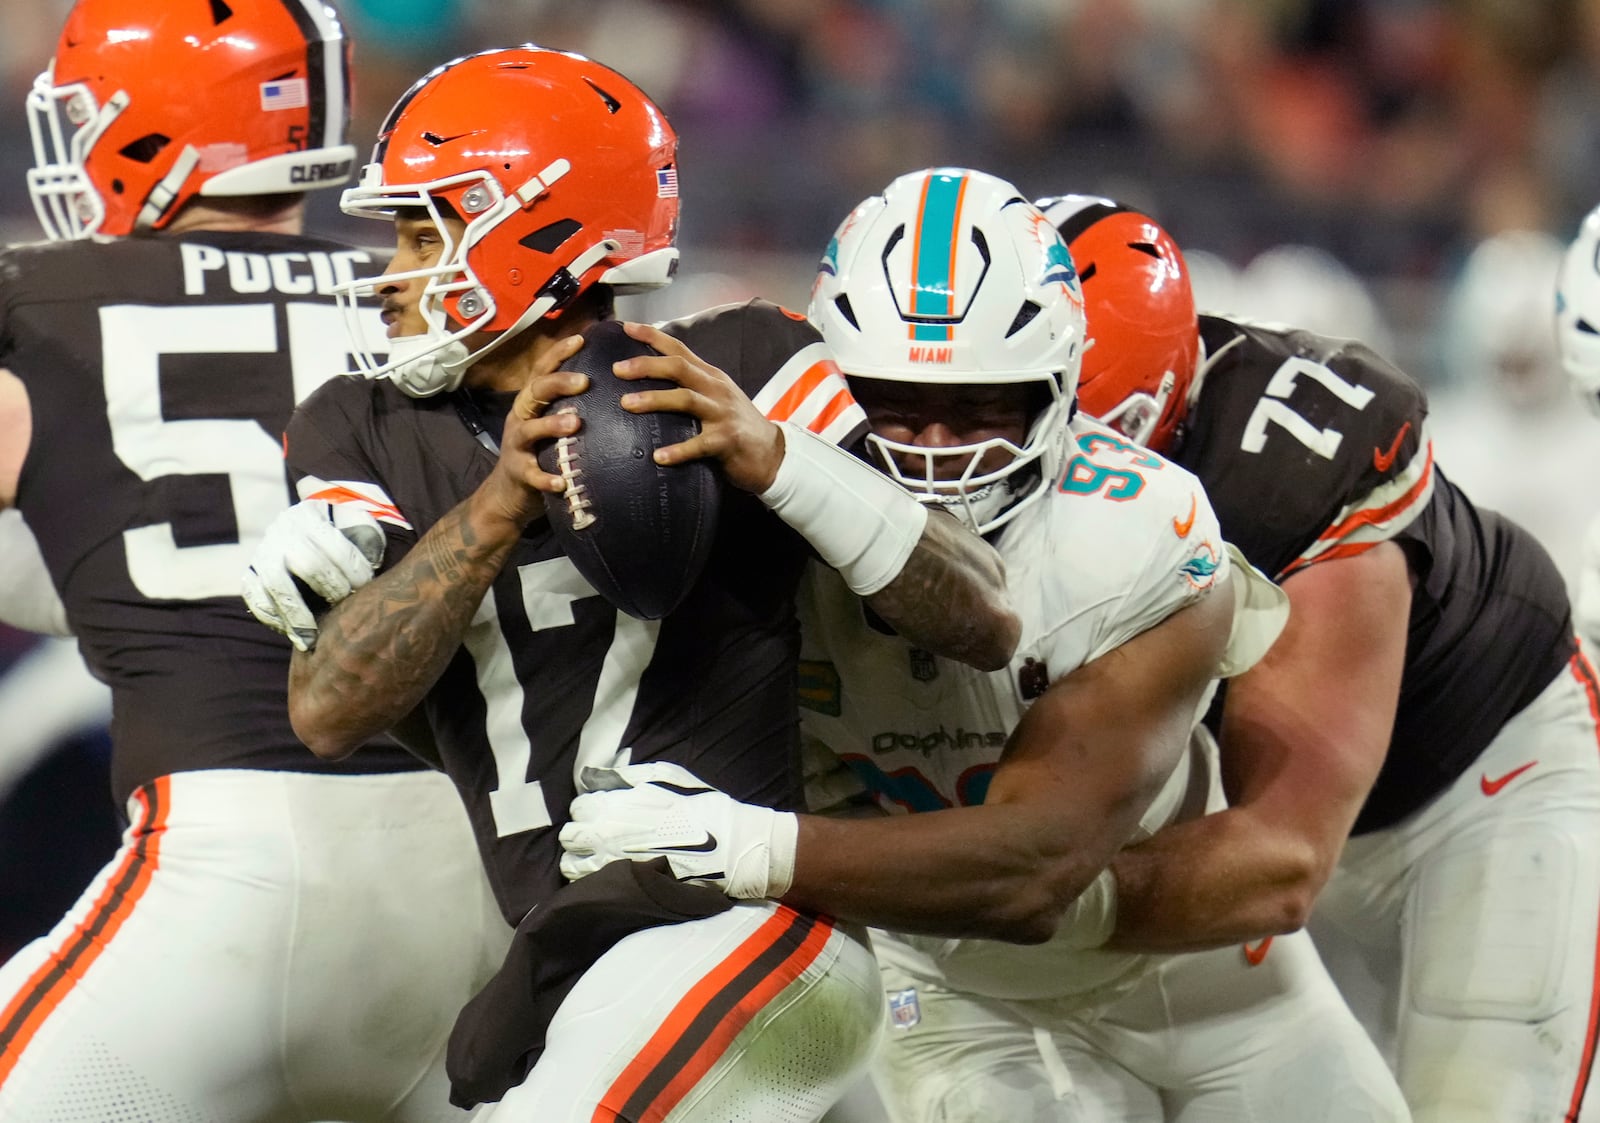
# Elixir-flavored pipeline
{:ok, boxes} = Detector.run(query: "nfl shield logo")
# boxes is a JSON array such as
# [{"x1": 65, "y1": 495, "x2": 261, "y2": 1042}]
[
  {"x1": 909, "y1": 648, "x2": 937, "y2": 683},
  {"x1": 1018, "y1": 656, "x2": 1049, "y2": 700},
  {"x1": 888, "y1": 987, "x2": 921, "y2": 1030}
]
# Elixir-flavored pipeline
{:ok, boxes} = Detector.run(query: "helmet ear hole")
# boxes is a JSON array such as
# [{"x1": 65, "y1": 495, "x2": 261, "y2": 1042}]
[
  {"x1": 1006, "y1": 300, "x2": 1041, "y2": 338},
  {"x1": 583, "y1": 78, "x2": 622, "y2": 113},
  {"x1": 833, "y1": 293, "x2": 859, "y2": 330},
  {"x1": 117, "y1": 134, "x2": 170, "y2": 163},
  {"x1": 520, "y1": 218, "x2": 581, "y2": 254}
]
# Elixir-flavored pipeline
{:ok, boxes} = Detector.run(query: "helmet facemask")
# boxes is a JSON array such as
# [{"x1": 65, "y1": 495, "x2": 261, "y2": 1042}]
[
  {"x1": 335, "y1": 165, "x2": 628, "y2": 399},
  {"x1": 336, "y1": 170, "x2": 510, "y2": 398},
  {"x1": 26, "y1": 68, "x2": 122, "y2": 239},
  {"x1": 1092, "y1": 370, "x2": 1176, "y2": 447},
  {"x1": 855, "y1": 377, "x2": 1069, "y2": 536}
]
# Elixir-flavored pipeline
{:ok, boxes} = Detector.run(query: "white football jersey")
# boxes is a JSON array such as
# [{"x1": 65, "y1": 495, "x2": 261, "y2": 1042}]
[
  {"x1": 798, "y1": 416, "x2": 1285, "y2": 1002},
  {"x1": 800, "y1": 415, "x2": 1242, "y2": 830}
]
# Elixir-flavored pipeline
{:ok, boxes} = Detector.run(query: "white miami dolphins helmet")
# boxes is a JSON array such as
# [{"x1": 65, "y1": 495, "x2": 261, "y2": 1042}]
[{"x1": 809, "y1": 167, "x2": 1086, "y2": 535}]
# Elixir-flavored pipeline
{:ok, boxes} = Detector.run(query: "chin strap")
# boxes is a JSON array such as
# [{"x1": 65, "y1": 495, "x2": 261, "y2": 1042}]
[
  {"x1": 135, "y1": 143, "x2": 200, "y2": 230},
  {"x1": 1186, "y1": 330, "x2": 1244, "y2": 413},
  {"x1": 441, "y1": 238, "x2": 625, "y2": 385},
  {"x1": 383, "y1": 238, "x2": 623, "y2": 400}
]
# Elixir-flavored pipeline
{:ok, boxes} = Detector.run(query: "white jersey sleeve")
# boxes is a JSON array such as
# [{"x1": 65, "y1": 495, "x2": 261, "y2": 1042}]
[
  {"x1": 1005, "y1": 417, "x2": 1231, "y2": 684},
  {"x1": 0, "y1": 508, "x2": 70, "y2": 636}
]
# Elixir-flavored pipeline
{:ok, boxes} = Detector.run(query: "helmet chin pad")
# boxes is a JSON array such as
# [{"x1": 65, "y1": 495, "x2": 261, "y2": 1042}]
[{"x1": 385, "y1": 335, "x2": 472, "y2": 398}]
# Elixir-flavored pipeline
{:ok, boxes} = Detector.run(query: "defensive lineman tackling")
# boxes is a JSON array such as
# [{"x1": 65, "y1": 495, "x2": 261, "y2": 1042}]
[{"x1": 560, "y1": 169, "x2": 1411, "y2": 1121}]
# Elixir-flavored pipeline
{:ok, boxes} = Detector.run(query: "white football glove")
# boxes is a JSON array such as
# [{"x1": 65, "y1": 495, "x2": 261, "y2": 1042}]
[
  {"x1": 241, "y1": 499, "x2": 385, "y2": 652},
  {"x1": 559, "y1": 761, "x2": 799, "y2": 900}
]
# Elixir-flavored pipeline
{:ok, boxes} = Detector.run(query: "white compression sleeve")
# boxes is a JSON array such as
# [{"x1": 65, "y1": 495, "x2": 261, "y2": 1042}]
[
  {"x1": 0, "y1": 508, "x2": 70, "y2": 636},
  {"x1": 758, "y1": 422, "x2": 927, "y2": 596}
]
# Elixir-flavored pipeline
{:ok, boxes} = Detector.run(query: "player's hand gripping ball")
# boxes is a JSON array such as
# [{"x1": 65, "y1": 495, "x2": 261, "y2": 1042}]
[{"x1": 535, "y1": 320, "x2": 721, "y2": 619}]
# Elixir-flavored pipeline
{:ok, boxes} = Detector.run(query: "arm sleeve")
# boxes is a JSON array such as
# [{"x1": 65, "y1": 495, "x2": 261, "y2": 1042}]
[
  {"x1": 0, "y1": 509, "x2": 70, "y2": 636},
  {"x1": 283, "y1": 387, "x2": 418, "y2": 573}
]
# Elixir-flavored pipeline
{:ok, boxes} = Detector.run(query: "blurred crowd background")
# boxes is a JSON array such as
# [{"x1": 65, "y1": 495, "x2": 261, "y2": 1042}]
[{"x1": 5, "y1": 0, "x2": 1600, "y2": 968}]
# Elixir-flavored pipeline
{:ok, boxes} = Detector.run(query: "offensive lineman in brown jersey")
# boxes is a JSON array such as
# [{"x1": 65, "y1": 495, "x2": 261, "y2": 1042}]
[
  {"x1": 0, "y1": 3, "x2": 508, "y2": 1120},
  {"x1": 1047, "y1": 195, "x2": 1600, "y2": 1123}
]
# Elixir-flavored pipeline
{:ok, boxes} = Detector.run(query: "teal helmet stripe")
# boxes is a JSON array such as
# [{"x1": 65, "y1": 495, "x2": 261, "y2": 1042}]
[{"x1": 909, "y1": 171, "x2": 966, "y2": 340}]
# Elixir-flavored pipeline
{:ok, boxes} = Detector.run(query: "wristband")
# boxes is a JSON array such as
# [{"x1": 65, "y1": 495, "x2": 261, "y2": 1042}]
[
  {"x1": 723, "y1": 804, "x2": 799, "y2": 900},
  {"x1": 764, "y1": 810, "x2": 799, "y2": 899},
  {"x1": 1060, "y1": 866, "x2": 1119, "y2": 950},
  {"x1": 759, "y1": 422, "x2": 928, "y2": 596}
]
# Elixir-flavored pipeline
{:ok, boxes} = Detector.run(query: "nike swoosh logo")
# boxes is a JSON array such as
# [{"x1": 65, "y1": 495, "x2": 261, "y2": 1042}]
[
  {"x1": 649, "y1": 780, "x2": 715, "y2": 797},
  {"x1": 1373, "y1": 421, "x2": 1412, "y2": 472},
  {"x1": 1243, "y1": 936, "x2": 1274, "y2": 967},
  {"x1": 1480, "y1": 761, "x2": 1537, "y2": 796},
  {"x1": 1173, "y1": 495, "x2": 1198, "y2": 538},
  {"x1": 670, "y1": 833, "x2": 719, "y2": 853}
]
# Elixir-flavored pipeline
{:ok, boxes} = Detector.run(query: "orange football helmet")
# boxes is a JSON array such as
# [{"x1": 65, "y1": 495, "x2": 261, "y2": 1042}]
[
  {"x1": 335, "y1": 46, "x2": 681, "y2": 396},
  {"x1": 27, "y1": 0, "x2": 355, "y2": 240},
  {"x1": 1037, "y1": 196, "x2": 1200, "y2": 452}
]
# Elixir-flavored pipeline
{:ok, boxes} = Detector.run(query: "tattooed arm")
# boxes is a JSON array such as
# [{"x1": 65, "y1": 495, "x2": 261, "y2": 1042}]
[
  {"x1": 865, "y1": 509, "x2": 1018, "y2": 671},
  {"x1": 289, "y1": 345, "x2": 588, "y2": 760},
  {"x1": 288, "y1": 490, "x2": 522, "y2": 758}
]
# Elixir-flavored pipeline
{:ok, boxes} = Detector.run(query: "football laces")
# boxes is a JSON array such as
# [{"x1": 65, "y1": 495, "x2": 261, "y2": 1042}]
[{"x1": 552, "y1": 408, "x2": 594, "y2": 530}]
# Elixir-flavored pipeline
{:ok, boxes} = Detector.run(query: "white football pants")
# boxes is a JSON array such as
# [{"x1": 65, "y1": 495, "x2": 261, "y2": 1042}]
[
  {"x1": 0, "y1": 768, "x2": 507, "y2": 1122},
  {"x1": 477, "y1": 903, "x2": 884, "y2": 1122},
  {"x1": 1311, "y1": 648, "x2": 1600, "y2": 1122},
  {"x1": 869, "y1": 926, "x2": 1409, "y2": 1123},
  {"x1": 863, "y1": 724, "x2": 1409, "y2": 1122}
]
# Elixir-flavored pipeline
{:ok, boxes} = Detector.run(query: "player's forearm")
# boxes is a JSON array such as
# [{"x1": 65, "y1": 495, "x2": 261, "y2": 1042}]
[
  {"x1": 288, "y1": 490, "x2": 520, "y2": 758},
  {"x1": 784, "y1": 804, "x2": 1115, "y2": 944},
  {"x1": 1105, "y1": 806, "x2": 1329, "y2": 952},
  {"x1": 1107, "y1": 547, "x2": 1409, "y2": 951},
  {"x1": 866, "y1": 512, "x2": 1020, "y2": 671},
  {"x1": 760, "y1": 425, "x2": 1017, "y2": 670}
]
